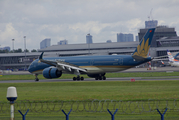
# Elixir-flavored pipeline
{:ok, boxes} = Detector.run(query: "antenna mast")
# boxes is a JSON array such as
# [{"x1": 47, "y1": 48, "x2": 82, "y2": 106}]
[{"x1": 150, "y1": 8, "x2": 153, "y2": 21}]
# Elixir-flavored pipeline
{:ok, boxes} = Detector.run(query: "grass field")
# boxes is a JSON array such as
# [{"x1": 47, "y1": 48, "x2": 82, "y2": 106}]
[
  {"x1": 1, "y1": 71, "x2": 179, "y2": 80},
  {"x1": 1, "y1": 72, "x2": 179, "y2": 119},
  {"x1": 0, "y1": 80, "x2": 179, "y2": 102}
]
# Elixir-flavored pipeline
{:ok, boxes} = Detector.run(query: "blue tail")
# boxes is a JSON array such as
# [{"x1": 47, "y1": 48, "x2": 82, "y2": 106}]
[{"x1": 133, "y1": 28, "x2": 155, "y2": 58}]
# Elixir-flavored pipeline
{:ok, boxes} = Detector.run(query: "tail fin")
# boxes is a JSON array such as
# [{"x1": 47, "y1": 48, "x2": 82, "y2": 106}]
[
  {"x1": 167, "y1": 50, "x2": 178, "y2": 62},
  {"x1": 132, "y1": 28, "x2": 155, "y2": 59}
]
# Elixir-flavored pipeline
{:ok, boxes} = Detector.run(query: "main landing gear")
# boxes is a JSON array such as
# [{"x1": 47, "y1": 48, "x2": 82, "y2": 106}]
[
  {"x1": 95, "y1": 75, "x2": 106, "y2": 80},
  {"x1": 87, "y1": 73, "x2": 106, "y2": 81},
  {"x1": 35, "y1": 74, "x2": 39, "y2": 81},
  {"x1": 73, "y1": 76, "x2": 84, "y2": 81}
]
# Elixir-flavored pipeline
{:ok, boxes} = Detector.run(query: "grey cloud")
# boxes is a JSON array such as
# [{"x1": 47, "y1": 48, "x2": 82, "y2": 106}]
[{"x1": 0, "y1": 0, "x2": 179, "y2": 50}]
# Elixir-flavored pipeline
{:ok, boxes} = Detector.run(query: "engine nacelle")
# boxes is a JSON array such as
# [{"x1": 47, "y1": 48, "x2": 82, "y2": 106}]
[{"x1": 43, "y1": 67, "x2": 62, "y2": 79}]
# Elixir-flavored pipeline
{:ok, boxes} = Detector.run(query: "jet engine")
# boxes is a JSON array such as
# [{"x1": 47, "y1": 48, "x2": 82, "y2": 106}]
[{"x1": 42, "y1": 67, "x2": 62, "y2": 79}]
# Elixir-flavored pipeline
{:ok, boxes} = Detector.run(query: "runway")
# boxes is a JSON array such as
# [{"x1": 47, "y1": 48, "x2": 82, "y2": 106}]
[
  {"x1": 1, "y1": 76, "x2": 179, "y2": 83},
  {"x1": 0, "y1": 67, "x2": 179, "y2": 83}
]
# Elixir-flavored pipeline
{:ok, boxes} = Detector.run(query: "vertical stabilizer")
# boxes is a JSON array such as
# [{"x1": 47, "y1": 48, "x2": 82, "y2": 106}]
[
  {"x1": 167, "y1": 50, "x2": 176, "y2": 62},
  {"x1": 133, "y1": 28, "x2": 155, "y2": 58}
]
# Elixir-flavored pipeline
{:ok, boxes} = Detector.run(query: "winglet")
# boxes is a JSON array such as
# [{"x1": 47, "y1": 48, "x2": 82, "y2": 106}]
[{"x1": 39, "y1": 52, "x2": 44, "y2": 60}]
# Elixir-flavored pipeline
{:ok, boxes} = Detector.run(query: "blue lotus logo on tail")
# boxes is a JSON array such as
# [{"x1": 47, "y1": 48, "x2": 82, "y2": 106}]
[{"x1": 133, "y1": 38, "x2": 150, "y2": 58}]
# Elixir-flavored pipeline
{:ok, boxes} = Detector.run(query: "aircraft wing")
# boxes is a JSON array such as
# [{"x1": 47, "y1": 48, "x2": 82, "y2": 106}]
[
  {"x1": 153, "y1": 55, "x2": 168, "y2": 59},
  {"x1": 56, "y1": 61, "x2": 87, "y2": 73},
  {"x1": 152, "y1": 58, "x2": 169, "y2": 61},
  {"x1": 151, "y1": 56, "x2": 169, "y2": 61},
  {"x1": 39, "y1": 52, "x2": 87, "y2": 74}
]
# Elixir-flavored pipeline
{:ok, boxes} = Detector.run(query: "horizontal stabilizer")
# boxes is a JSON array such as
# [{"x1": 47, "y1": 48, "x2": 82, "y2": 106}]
[{"x1": 132, "y1": 55, "x2": 146, "y2": 61}]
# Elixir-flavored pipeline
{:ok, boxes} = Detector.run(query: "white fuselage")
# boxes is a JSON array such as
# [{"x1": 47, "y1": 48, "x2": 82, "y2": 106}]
[{"x1": 169, "y1": 62, "x2": 179, "y2": 67}]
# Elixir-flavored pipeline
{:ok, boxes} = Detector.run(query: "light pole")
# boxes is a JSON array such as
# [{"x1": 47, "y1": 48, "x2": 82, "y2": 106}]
[
  {"x1": 88, "y1": 42, "x2": 90, "y2": 55},
  {"x1": 24, "y1": 36, "x2": 26, "y2": 70},
  {"x1": 12, "y1": 39, "x2": 14, "y2": 53}
]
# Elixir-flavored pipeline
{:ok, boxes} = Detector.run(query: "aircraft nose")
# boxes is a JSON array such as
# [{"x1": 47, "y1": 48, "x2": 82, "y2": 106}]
[
  {"x1": 27, "y1": 65, "x2": 31, "y2": 73},
  {"x1": 27, "y1": 63, "x2": 34, "y2": 73}
]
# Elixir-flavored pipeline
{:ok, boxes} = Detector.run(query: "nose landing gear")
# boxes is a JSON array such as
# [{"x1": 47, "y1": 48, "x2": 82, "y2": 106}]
[{"x1": 35, "y1": 74, "x2": 39, "y2": 81}]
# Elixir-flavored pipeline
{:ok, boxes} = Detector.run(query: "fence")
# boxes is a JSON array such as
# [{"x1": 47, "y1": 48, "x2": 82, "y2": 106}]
[{"x1": 0, "y1": 99, "x2": 179, "y2": 114}]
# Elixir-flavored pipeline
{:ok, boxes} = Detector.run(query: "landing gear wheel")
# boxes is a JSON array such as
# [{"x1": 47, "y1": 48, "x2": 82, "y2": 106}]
[
  {"x1": 81, "y1": 77, "x2": 84, "y2": 81},
  {"x1": 73, "y1": 77, "x2": 76, "y2": 81},
  {"x1": 93, "y1": 73, "x2": 106, "y2": 81},
  {"x1": 77, "y1": 76, "x2": 80, "y2": 81},
  {"x1": 73, "y1": 76, "x2": 84, "y2": 81}
]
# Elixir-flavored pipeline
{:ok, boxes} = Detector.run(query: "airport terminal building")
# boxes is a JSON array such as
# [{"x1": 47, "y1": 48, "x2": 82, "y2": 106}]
[{"x1": 0, "y1": 26, "x2": 179, "y2": 70}]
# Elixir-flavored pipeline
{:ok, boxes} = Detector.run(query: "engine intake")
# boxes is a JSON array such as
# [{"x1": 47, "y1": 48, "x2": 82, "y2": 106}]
[{"x1": 43, "y1": 67, "x2": 62, "y2": 79}]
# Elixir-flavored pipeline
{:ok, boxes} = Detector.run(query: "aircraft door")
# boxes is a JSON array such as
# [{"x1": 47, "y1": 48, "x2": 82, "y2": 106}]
[
  {"x1": 119, "y1": 58, "x2": 123, "y2": 65},
  {"x1": 90, "y1": 59, "x2": 94, "y2": 65}
]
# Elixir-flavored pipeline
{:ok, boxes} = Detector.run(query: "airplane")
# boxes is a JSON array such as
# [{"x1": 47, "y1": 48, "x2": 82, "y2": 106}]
[
  {"x1": 167, "y1": 50, "x2": 179, "y2": 67},
  {"x1": 28, "y1": 28, "x2": 155, "y2": 81}
]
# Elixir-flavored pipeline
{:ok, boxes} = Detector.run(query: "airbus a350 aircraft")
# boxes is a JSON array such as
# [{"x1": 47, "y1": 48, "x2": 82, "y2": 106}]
[
  {"x1": 28, "y1": 28, "x2": 155, "y2": 81},
  {"x1": 167, "y1": 50, "x2": 179, "y2": 67}
]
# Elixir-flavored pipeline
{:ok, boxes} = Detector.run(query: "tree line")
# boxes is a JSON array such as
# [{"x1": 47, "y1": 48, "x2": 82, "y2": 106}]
[{"x1": 0, "y1": 48, "x2": 37, "y2": 53}]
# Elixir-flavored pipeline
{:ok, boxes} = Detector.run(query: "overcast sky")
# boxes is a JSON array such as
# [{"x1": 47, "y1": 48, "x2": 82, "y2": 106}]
[{"x1": 0, "y1": 0, "x2": 179, "y2": 51}]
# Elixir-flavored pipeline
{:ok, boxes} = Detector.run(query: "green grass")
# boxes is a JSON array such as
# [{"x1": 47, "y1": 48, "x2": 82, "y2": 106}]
[
  {"x1": 1, "y1": 73, "x2": 179, "y2": 119},
  {"x1": 0, "y1": 81, "x2": 179, "y2": 102},
  {"x1": 2, "y1": 115, "x2": 179, "y2": 120},
  {"x1": 1, "y1": 71, "x2": 179, "y2": 80}
]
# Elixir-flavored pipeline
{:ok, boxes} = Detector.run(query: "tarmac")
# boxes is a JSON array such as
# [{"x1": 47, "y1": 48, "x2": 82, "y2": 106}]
[{"x1": 0, "y1": 66, "x2": 179, "y2": 83}]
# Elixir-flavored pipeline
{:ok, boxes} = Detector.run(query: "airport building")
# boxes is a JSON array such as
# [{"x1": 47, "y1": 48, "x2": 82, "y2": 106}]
[
  {"x1": 86, "y1": 33, "x2": 93, "y2": 44},
  {"x1": 106, "y1": 40, "x2": 112, "y2": 43},
  {"x1": 0, "y1": 52, "x2": 61, "y2": 70},
  {"x1": 40, "y1": 38, "x2": 51, "y2": 49},
  {"x1": 0, "y1": 25, "x2": 179, "y2": 70},
  {"x1": 117, "y1": 33, "x2": 134, "y2": 42},
  {"x1": 135, "y1": 36, "x2": 139, "y2": 42},
  {"x1": 145, "y1": 20, "x2": 158, "y2": 28},
  {"x1": 58, "y1": 40, "x2": 68, "y2": 45},
  {"x1": 156, "y1": 36, "x2": 179, "y2": 57},
  {"x1": 38, "y1": 42, "x2": 138, "y2": 56}
]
